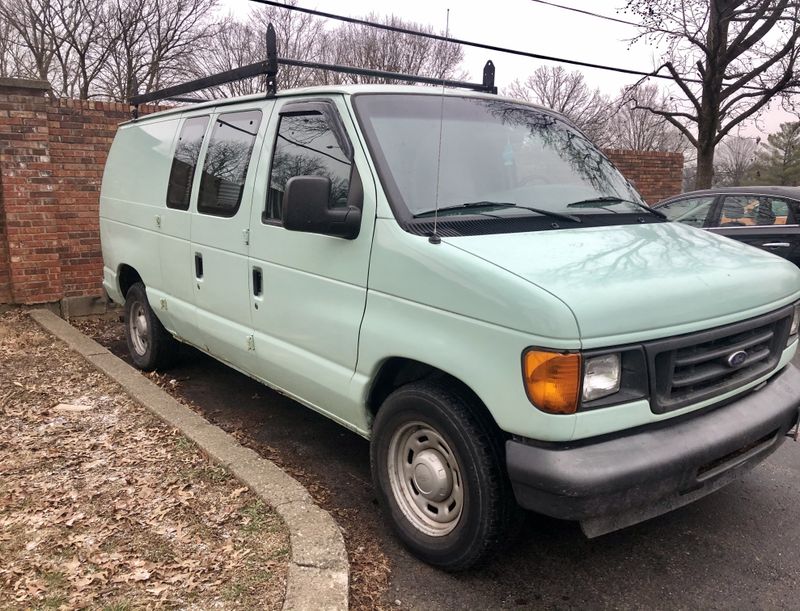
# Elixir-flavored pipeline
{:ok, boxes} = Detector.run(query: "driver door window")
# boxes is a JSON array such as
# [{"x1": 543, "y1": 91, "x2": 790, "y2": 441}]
[{"x1": 265, "y1": 111, "x2": 352, "y2": 223}]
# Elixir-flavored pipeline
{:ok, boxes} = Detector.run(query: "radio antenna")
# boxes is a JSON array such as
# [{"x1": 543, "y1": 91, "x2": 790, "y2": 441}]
[{"x1": 429, "y1": 8, "x2": 450, "y2": 245}]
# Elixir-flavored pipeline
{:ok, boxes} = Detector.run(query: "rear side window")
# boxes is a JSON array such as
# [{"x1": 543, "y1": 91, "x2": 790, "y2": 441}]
[
  {"x1": 198, "y1": 110, "x2": 262, "y2": 217},
  {"x1": 167, "y1": 116, "x2": 208, "y2": 210},
  {"x1": 719, "y1": 195, "x2": 794, "y2": 227},
  {"x1": 265, "y1": 111, "x2": 352, "y2": 222},
  {"x1": 657, "y1": 196, "x2": 715, "y2": 227}
]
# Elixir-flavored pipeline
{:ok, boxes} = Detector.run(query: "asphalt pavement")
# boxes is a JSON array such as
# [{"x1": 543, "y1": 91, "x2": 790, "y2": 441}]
[{"x1": 102, "y1": 332, "x2": 800, "y2": 609}]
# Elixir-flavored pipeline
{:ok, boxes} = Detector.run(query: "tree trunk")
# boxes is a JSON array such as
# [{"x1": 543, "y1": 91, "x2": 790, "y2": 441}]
[{"x1": 695, "y1": 144, "x2": 716, "y2": 189}]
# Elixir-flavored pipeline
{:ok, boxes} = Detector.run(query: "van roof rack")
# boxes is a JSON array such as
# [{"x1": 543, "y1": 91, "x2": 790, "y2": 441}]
[{"x1": 128, "y1": 23, "x2": 496, "y2": 118}]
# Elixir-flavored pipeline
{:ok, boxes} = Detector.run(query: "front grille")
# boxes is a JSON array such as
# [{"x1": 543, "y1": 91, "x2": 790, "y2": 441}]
[{"x1": 646, "y1": 306, "x2": 793, "y2": 413}]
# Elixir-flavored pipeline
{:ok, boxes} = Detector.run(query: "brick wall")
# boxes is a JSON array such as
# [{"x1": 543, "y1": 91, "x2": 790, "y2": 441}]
[
  {"x1": 48, "y1": 98, "x2": 132, "y2": 299},
  {"x1": 604, "y1": 149, "x2": 684, "y2": 205},
  {"x1": 0, "y1": 78, "x2": 685, "y2": 306},
  {"x1": 0, "y1": 172, "x2": 10, "y2": 303},
  {"x1": 0, "y1": 78, "x2": 59, "y2": 304},
  {"x1": 0, "y1": 78, "x2": 163, "y2": 305}
]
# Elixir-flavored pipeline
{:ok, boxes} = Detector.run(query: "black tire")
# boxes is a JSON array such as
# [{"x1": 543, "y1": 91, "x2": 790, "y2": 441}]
[
  {"x1": 370, "y1": 379, "x2": 519, "y2": 570},
  {"x1": 123, "y1": 282, "x2": 178, "y2": 371}
]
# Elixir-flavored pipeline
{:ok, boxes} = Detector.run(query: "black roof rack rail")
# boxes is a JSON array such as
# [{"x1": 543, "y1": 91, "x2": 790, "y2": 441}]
[{"x1": 128, "y1": 24, "x2": 496, "y2": 118}]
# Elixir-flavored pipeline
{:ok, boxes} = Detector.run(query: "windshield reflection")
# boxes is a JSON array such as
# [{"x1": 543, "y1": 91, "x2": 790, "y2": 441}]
[{"x1": 354, "y1": 94, "x2": 642, "y2": 219}]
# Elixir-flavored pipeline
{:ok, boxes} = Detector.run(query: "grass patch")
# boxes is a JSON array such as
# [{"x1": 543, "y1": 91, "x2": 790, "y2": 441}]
[
  {"x1": 223, "y1": 568, "x2": 275, "y2": 603},
  {"x1": 102, "y1": 601, "x2": 133, "y2": 611},
  {"x1": 174, "y1": 435, "x2": 195, "y2": 454},
  {"x1": 42, "y1": 570, "x2": 68, "y2": 590},
  {"x1": 240, "y1": 500, "x2": 272, "y2": 534},
  {"x1": 37, "y1": 594, "x2": 67, "y2": 610},
  {"x1": 187, "y1": 464, "x2": 231, "y2": 485}
]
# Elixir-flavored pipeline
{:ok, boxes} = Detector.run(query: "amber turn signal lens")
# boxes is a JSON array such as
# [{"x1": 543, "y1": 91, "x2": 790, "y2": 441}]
[{"x1": 522, "y1": 350, "x2": 581, "y2": 414}]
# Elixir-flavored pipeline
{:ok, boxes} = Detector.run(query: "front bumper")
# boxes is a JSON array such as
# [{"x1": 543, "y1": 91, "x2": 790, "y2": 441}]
[{"x1": 506, "y1": 363, "x2": 800, "y2": 537}]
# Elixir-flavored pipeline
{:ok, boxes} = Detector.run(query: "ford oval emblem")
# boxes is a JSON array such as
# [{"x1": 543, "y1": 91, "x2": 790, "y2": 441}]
[{"x1": 726, "y1": 350, "x2": 748, "y2": 368}]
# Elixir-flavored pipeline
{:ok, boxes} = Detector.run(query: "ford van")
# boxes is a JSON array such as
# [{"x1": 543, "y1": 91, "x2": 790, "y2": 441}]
[{"x1": 100, "y1": 82, "x2": 800, "y2": 570}]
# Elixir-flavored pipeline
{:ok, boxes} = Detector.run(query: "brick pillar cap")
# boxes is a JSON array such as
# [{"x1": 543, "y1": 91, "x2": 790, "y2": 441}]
[{"x1": 0, "y1": 77, "x2": 51, "y2": 92}]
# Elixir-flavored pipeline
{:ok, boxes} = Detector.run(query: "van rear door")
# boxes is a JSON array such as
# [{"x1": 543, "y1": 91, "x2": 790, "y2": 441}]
[{"x1": 189, "y1": 105, "x2": 269, "y2": 365}]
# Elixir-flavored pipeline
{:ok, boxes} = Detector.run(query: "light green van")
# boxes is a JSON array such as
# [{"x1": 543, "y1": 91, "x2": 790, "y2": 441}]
[{"x1": 100, "y1": 85, "x2": 800, "y2": 570}]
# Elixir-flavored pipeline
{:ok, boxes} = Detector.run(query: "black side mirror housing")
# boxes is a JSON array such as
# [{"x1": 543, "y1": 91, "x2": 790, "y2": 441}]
[{"x1": 282, "y1": 175, "x2": 362, "y2": 239}]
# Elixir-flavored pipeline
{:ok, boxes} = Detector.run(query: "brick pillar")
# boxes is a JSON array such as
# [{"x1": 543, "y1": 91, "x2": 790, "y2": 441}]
[
  {"x1": 603, "y1": 149, "x2": 685, "y2": 205},
  {"x1": 0, "y1": 168, "x2": 10, "y2": 303},
  {"x1": 0, "y1": 78, "x2": 62, "y2": 304}
]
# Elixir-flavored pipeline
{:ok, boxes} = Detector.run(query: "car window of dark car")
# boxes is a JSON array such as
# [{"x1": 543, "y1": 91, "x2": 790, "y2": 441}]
[
  {"x1": 657, "y1": 196, "x2": 715, "y2": 227},
  {"x1": 719, "y1": 195, "x2": 793, "y2": 227}
]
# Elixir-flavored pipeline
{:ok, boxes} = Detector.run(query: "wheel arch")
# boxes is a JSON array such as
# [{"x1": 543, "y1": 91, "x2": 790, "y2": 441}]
[
  {"x1": 366, "y1": 357, "x2": 505, "y2": 439},
  {"x1": 117, "y1": 264, "x2": 143, "y2": 298}
]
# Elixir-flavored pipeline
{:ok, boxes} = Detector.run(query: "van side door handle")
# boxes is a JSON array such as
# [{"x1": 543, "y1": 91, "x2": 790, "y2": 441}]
[
  {"x1": 194, "y1": 252, "x2": 203, "y2": 278},
  {"x1": 252, "y1": 267, "x2": 263, "y2": 296}
]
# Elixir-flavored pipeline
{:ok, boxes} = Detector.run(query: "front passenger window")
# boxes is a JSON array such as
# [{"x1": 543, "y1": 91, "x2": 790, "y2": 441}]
[
  {"x1": 657, "y1": 197, "x2": 714, "y2": 227},
  {"x1": 265, "y1": 110, "x2": 352, "y2": 222}
]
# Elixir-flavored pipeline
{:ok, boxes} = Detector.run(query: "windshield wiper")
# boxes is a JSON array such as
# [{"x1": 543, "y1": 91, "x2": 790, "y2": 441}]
[
  {"x1": 414, "y1": 201, "x2": 581, "y2": 223},
  {"x1": 566, "y1": 196, "x2": 667, "y2": 219}
]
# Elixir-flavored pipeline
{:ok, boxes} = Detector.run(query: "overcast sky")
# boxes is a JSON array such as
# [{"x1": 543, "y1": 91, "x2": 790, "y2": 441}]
[{"x1": 225, "y1": 0, "x2": 797, "y2": 139}]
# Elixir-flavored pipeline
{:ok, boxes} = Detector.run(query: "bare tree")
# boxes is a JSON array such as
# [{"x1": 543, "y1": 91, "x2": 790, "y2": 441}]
[
  {"x1": 251, "y1": 2, "x2": 328, "y2": 89},
  {"x1": 324, "y1": 13, "x2": 465, "y2": 85},
  {"x1": 609, "y1": 84, "x2": 689, "y2": 152},
  {"x1": 195, "y1": 10, "x2": 464, "y2": 93},
  {"x1": 0, "y1": 15, "x2": 31, "y2": 78},
  {"x1": 98, "y1": 0, "x2": 153, "y2": 101},
  {"x1": 507, "y1": 66, "x2": 613, "y2": 147},
  {"x1": 97, "y1": 0, "x2": 219, "y2": 101},
  {"x1": 624, "y1": 0, "x2": 800, "y2": 189},
  {"x1": 47, "y1": 0, "x2": 117, "y2": 98},
  {"x1": 1, "y1": 0, "x2": 464, "y2": 101},
  {"x1": 714, "y1": 134, "x2": 759, "y2": 184},
  {"x1": 0, "y1": 0, "x2": 58, "y2": 83},
  {"x1": 195, "y1": 2, "x2": 327, "y2": 97}
]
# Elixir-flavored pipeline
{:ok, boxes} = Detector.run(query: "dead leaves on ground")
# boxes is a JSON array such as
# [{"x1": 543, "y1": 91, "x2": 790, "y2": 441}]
[{"x1": 0, "y1": 311, "x2": 288, "y2": 610}]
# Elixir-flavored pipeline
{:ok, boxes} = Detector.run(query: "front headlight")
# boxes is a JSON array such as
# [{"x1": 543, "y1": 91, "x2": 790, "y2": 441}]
[
  {"x1": 790, "y1": 303, "x2": 800, "y2": 339},
  {"x1": 582, "y1": 353, "x2": 621, "y2": 402}
]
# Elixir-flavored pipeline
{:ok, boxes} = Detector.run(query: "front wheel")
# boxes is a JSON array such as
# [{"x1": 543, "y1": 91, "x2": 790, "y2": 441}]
[
  {"x1": 124, "y1": 282, "x2": 177, "y2": 371},
  {"x1": 370, "y1": 380, "x2": 518, "y2": 570}
]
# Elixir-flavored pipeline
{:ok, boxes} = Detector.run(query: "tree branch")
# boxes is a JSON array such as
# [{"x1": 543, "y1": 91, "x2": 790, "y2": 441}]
[
  {"x1": 660, "y1": 61, "x2": 702, "y2": 113},
  {"x1": 715, "y1": 72, "x2": 796, "y2": 144},
  {"x1": 720, "y1": 30, "x2": 800, "y2": 99},
  {"x1": 632, "y1": 102, "x2": 699, "y2": 148}
]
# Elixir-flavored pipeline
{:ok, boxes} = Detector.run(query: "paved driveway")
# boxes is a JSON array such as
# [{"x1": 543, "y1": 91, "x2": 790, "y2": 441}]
[{"x1": 102, "y1": 331, "x2": 800, "y2": 609}]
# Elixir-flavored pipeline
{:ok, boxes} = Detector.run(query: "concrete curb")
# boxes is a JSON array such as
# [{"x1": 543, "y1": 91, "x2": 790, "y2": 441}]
[{"x1": 29, "y1": 309, "x2": 350, "y2": 610}]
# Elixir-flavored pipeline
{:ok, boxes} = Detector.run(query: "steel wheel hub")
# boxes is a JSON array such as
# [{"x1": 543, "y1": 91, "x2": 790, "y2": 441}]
[
  {"x1": 387, "y1": 421, "x2": 464, "y2": 537},
  {"x1": 129, "y1": 301, "x2": 149, "y2": 356}
]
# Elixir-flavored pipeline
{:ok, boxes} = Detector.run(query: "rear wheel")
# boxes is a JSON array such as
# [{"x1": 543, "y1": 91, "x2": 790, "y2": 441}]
[
  {"x1": 371, "y1": 380, "x2": 518, "y2": 570},
  {"x1": 124, "y1": 282, "x2": 177, "y2": 371}
]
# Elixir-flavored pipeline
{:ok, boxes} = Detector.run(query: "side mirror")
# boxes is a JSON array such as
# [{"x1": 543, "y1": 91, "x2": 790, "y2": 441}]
[{"x1": 282, "y1": 175, "x2": 362, "y2": 240}]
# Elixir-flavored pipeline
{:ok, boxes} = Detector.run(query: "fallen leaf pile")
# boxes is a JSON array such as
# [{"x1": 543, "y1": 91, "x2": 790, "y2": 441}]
[
  {"x1": 77, "y1": 312, "x2": 393, "y2": 611},
  {"x1": 0, "y1": 311, "x2": 289, "y2": 610}
]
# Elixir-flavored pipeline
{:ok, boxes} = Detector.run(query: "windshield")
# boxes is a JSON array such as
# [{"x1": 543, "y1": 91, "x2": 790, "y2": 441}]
[{"x1": 353, "y1": 94, "x2": 644, "y2": 220}]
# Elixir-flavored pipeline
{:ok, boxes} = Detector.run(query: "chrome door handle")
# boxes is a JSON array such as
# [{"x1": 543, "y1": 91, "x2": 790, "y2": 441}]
[{"x1": 762, "y1": 242, "x2": 790, "y2": 248}]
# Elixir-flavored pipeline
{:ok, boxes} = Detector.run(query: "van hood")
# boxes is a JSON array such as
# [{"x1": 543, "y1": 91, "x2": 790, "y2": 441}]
[{"x1": 445, "y1": 221, "x2": 800, "y2": 345}]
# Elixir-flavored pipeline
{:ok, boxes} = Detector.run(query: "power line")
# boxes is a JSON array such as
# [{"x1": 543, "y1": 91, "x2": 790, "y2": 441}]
[
  {"x1": 528, "y1": 0, "x2": 643, "y2": 28},
  {"x1": 249, "y1": 0, "x2": 800, "y2": 96},
  {"x1": 250, "y1": 0, "x2": 673, "y2": 81}
]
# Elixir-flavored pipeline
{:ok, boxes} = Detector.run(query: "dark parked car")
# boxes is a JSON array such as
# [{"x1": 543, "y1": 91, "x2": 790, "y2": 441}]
[{"x1": 654, "y1": 186, "x2": 800, "y2": 267}]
